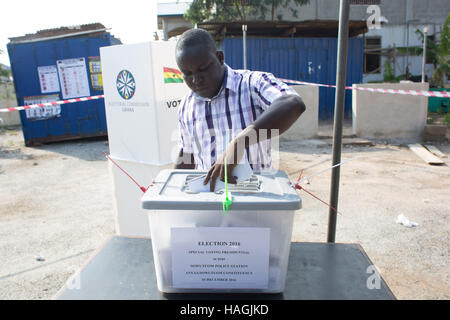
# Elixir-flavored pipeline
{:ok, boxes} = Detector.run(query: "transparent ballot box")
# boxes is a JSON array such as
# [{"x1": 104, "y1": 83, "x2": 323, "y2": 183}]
[{"x1": 141, "y1": 169, "x2": 301, "y2": 293}]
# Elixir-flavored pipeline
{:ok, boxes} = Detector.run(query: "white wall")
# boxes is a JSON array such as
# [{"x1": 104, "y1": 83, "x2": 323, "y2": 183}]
[
  {"x1": 0, "y1": 82, "x2": 20, "y2": 126},
  {"x1": 280, "y1": 85, "x2": 319, "y2": 141},
  {"x1": 352, "y1": 82, "x2": 429, "y2": 139},
  {"x1": 362, "y1": 23, "x2": 437, "y2": 83}
]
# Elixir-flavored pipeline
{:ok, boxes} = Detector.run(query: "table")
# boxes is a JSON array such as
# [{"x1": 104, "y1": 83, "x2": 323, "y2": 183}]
[{"x1": 56, "y1": 236, "x2": 395, "y2": 300}]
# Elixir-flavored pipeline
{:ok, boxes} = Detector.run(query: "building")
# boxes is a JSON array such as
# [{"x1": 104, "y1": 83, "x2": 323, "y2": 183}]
[
  {"x1": 350, "y1": 0, "x2": 449, "y2": 83},
  {"x1": 157, "y1": 1, "x2": 193, "y2": 41},
  {"x1": 157, "y1": 0, "x2": 450, "y2": 83}
]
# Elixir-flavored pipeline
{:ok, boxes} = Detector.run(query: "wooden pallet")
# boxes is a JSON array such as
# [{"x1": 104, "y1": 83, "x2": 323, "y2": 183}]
[
  {"x1": 425, "y1": 145, "x2": 447, "y2": 158},
  {"x1": 408, "y1": 144, "x2": 445, "y2": 165}
]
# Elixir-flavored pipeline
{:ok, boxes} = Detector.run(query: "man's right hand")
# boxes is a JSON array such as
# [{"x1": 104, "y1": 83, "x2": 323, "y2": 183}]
[{"x1": 203, "y1": 138, "x2": 243, "y2": 192}]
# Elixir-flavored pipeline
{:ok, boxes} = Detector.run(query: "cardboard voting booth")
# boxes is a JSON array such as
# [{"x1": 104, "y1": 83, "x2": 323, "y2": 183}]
[{"x1": 100, "y1": 41, "x2": 189, "y2": 237}]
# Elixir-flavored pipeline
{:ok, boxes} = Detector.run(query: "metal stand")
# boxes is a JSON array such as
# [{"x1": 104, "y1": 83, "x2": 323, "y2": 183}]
[{"x1": 328, "y1": 0, "x2": 350, "y2": 243}]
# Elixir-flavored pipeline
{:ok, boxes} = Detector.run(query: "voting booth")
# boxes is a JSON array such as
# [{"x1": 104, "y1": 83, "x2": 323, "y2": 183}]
[{"x1": 100, "y1": 41, "x2": 189, "y2": 237}]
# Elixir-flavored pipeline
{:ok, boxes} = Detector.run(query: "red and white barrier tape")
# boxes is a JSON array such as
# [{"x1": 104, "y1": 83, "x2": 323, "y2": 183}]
[
  {"x1": 0, "y1": 95, "x2": 104, "y2": 113},
  {"x1": 279, "y1": 78, "x2": 450, "y2": 98},
  {"x1": 1, "y1": 78, "x2": 449, "y2": 113}
]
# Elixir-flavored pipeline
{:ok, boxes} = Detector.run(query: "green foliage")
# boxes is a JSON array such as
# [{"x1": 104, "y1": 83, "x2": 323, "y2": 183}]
[
  {"x1": 382, "y1": 60, "x2": 413, "y2": 82},
  {"x1": 0, "y1": 49, "x2": 11, "y2": 78},
  {"x1": 415, "y1": 14, "x2": 450, "y2": 87},
  {"x1": 0, "y1": 68, "x2": 9, "y2": 78},
  {"x1": 383, "y1": 60, "x2": 396, "y2": 82},
  {"x1": 184, "y1": 0, "x2": 213, "y2": 24},
  {"x1": 264, "y1": 0, "x2": 310, "y2": 21},
  {"x1": 185, "y1": 0, "x2": 263, "y2": 24},
  {"x1": 184, "y1": 0, "x2": 310, "y2": 24},
  {"x1": 396, "y1": 46, "x2": 423, "y2": 56},
  {"x1": 444, "y1": 113, "x2": 450, "y2": 127},
  {"x1": 415, "y1": 30, "x2": 439, "y2": 64},
  {"x1": 432, "y1": 14, "x2": 450, "y2": 87}
]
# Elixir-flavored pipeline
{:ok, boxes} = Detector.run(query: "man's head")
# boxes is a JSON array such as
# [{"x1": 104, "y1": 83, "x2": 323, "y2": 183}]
[{"x1": 176, "y1": 28, "x2": 225, "y2": 99}]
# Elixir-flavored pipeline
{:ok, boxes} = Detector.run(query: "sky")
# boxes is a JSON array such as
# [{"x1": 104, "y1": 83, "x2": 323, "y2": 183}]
[{"x1": 0, "y1": 0, "x2": 172, "y2": 66}]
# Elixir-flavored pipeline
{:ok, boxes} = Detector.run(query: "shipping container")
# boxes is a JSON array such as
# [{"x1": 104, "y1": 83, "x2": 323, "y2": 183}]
[
  {"x1": 221, "y1": 37, "x2": 364, "y2": 120},
  {"x1": 7, "y1": 24, "x2": 121, "y2": 146}
]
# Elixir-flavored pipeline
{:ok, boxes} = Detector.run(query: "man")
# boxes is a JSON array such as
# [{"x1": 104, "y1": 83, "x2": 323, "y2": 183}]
[{"x1": 175, "y1": 28, "x2": 305, "y2": 191}]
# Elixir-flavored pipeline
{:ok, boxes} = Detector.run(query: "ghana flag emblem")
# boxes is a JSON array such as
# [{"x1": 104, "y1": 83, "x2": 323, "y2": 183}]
[{"x1": 164, "y1": 67, "x2": 183, "y2": 83}]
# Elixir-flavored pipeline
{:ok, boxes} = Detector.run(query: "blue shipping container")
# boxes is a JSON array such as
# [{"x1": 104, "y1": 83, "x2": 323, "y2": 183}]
[
  {"x1": 7, "y1": 32, "x2": 120, "y2": 146},
  {"x1": 221, "y1": 37, "x2": 364, "y2": 120}
]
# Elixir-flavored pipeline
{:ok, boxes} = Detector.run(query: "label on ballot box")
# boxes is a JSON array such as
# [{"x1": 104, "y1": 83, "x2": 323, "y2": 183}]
[{"x1": 171, "y1": 227, "x2": 270, "y2": 289}]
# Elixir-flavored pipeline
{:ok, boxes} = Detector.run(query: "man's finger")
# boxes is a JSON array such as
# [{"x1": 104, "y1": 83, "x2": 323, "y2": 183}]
[
  {"x1": 228, "y1": 173, "x2": 237, "y2": 184},
  {"x1": 209, "y1": 167, "x2": 220, "y2": 192},
  {"x1": 204, "y1": 167, "x2": 213, "y2": 185},
  {"x1": 226, "y1": 169, "x2": 237, "y2": 184},
  {"x1": 220, "y1": 164, "x2": 225, "y2": 182}
]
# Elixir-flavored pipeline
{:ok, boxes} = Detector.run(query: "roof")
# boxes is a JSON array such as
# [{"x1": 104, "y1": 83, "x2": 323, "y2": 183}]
[
  {"x1": 157, "y1": 1, "x2": 192, "y2": 16},
  {"x1": 8, "y1": 23, "x2": 109, "y2": 43},
  {"x1": 197, "y1": 20, "x2": 368, "y2": 39}
]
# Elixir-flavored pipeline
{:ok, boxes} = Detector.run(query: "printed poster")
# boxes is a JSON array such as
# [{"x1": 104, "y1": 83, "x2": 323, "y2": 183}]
[
  {"x1": 88, "y1": 56, "x2": 103, "y2": 90},
  {"x1": 57, "y1": 58, "x2": 90, "y2": 99},
  {"x1": 37, "y1": 65, "x2": 60, "y2": 93},
  {"x1": 88, "y1": 56, "x2": 102, "y2": 73},
  {"x1": 23, "y1": 94, "x2": 61, "y2": 120},
  {"x1": 90, "y1": 73, "x2": 103, "y2": 90}
]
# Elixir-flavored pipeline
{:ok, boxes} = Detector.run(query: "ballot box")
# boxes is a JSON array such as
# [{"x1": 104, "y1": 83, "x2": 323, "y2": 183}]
[{"x1": 141, "y1": 169, "x2": 302, "y2": 293}]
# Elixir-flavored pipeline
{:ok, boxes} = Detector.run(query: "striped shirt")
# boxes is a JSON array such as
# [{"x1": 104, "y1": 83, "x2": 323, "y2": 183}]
[{"x1": 177, "y1": 64, "x2": 300, "y2": 170}]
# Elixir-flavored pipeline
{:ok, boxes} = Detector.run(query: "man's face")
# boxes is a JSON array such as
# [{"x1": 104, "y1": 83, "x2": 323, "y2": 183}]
[{"x1": 176, "y1": 45, "x2": 225, "y2": 99}]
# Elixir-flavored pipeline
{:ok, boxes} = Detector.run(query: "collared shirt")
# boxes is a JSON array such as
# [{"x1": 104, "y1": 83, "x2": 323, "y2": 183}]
[{"x1": 177, "y1": 64, "x2": 300, "y2": 170}]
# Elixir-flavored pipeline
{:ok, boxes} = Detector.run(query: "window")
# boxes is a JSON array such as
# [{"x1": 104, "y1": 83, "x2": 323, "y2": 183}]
[
  {"x1": 426, "y1": 35, "x2": 435, "y2": 64},
  {"x1": 364, "y1": 37, "x2": 381, "y2": 74}
]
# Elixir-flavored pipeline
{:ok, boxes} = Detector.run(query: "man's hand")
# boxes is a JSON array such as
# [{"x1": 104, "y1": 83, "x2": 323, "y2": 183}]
[{"x1": 203, "y1": 138, "x2": 244, "y2": 192}]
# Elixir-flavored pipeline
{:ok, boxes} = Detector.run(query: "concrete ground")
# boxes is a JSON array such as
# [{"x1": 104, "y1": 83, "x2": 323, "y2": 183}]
[{"x1": 0, "y1": 124, "x2": 449, "y2": 300}]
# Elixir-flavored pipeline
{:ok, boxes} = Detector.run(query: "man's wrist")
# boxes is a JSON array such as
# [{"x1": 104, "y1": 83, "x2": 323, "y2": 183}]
[
  {"x1": 237, "y1": 125, "x2": 257, "y2": 148},
  {"x1": 231, "y1": 136, "x2": 247, "y2": 164}
]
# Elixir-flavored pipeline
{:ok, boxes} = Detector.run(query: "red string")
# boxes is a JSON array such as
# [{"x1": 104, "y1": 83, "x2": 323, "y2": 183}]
[
  {"x1": 103, "y1": 152, "x2": 151, "y2": 193},
  {"x1": 104, "y1": 150, "x2": 340, "y2": 211},
  {"x1": 297, "y1": 169, "x2": 304, "y2": 183},
  {"x1": 295, "y1": 170, "x2": 342, "y2": 215}
]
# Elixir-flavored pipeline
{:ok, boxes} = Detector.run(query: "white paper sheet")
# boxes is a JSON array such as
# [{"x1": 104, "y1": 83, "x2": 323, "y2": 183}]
[
  {"x1": 187, "y1": 156, "x2": 253, "y2": 193},
  {"x1": 171, "y1": 227, "x2": 270, "y2": 289},
  {"x1": 38, "y1": 65, "x2": 60, "y2": 93},
  {"x1": 57, "y1": 58, "x2": 90, "y2": 99},
  {"x1": 24, "y1": 94, "x2": 60, "y2": 120}
]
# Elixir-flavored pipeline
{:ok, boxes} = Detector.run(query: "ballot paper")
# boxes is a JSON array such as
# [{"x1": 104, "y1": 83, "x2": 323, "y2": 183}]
[{"x1": 187, "y1": 157, "x2": 253, "y2": 193}]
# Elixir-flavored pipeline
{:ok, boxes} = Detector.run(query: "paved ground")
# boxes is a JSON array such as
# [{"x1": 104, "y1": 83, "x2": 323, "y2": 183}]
[{"x1": 0, "y1": 124, "x2": 449, "y2": 300}]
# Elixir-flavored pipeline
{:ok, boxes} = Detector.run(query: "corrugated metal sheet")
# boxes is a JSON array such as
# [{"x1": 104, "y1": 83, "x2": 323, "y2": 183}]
[
  {"x1": 199, "y1": 20, "x2": 368, "y2": 38},
  {"x1": 221, "y1": 37, "x2": 364, "y2": 120},
  {"x1": 8, "y1": 23, "x2": 108, "y2": 43},
  {"x1": 8, "y1": 32, "x2": 121, "y2": 145}
]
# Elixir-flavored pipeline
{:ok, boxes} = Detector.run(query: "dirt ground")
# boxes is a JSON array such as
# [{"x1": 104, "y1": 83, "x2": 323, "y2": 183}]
[{"x1": 0, "y1": 123, "x2": 449, "y2": 300}]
